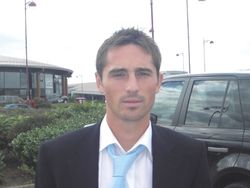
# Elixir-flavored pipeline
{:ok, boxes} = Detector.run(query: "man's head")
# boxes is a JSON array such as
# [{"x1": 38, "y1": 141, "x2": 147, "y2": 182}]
[
  {"x1": 95, "y1": 28, "x2": 163, "y2": 123},
  {"x1": 96, "y1": 28, "x2": 161, "y2": 79}
]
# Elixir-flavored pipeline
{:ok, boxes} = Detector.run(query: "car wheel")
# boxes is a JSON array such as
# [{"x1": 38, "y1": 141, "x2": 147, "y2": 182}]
[{"x1": 224, "y1": 182, "x2": 250, "y2": 188}]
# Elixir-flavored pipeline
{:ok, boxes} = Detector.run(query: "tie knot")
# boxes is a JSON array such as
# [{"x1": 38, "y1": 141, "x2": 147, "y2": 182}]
[{"x1": 107, "y1": 144, "x2": 145, "y2": 177}]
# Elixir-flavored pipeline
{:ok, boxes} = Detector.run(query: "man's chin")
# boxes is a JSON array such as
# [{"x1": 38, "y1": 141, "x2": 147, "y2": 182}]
[{"x1": 120, "y1": 112, "x2": 148, "y2": 122}]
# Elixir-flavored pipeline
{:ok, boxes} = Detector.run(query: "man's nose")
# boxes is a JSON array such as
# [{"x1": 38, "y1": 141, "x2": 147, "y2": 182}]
[{"x1": 125, "y1": 74, "x2": 139, "y2": 93}]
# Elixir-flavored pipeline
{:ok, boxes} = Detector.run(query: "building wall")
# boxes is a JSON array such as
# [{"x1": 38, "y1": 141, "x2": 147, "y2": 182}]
[{"x1": 0, "y1": 70, "x2": 68, "y2": 100}]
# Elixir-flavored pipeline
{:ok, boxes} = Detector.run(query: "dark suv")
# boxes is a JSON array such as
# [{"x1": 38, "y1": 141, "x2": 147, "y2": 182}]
[{"x1": 152, "y1": 73, "x2": 250, "y2": 188}]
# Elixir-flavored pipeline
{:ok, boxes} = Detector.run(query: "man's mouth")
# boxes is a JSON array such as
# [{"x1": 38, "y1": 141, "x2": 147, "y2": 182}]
[{"x1": 122, "y1": 98, "x2": 143, "y2": 108}]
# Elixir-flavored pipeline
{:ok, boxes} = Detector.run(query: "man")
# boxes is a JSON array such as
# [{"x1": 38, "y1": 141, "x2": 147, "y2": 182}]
[{"x1": 35, "y1": 28, "x2": 211, "y2": 188}]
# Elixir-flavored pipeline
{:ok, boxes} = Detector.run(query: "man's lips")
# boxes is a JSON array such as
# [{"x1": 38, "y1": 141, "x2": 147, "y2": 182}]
[
  {"x1": 122, "y1": 98, "x2": 143, "y2": 107},
  {"x1": 123, "y1": 99, "x2": 142, "y2": 103}
]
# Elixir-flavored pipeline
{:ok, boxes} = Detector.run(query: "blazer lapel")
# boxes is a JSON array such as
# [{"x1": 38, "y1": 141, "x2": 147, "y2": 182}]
[{"x1": 152, "y1": 125, "x2": 183, "y2": 188}]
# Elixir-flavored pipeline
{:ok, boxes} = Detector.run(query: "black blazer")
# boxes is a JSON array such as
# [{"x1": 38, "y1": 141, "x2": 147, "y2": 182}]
[{"x1": 35, "y1": 122, "x2": 211, "y2": 188}]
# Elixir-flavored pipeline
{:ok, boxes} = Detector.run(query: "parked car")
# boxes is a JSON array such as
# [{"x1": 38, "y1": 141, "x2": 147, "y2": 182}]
[
  {"x1": 152, "y1": 72, "x2": 250, "y2": 188},
  {"x1": 57, "y1": 96, "x2": 68, "y2": 103},
  {"x1": 47, "y1": 95, "x2": 68, "y2": 103},
  {"x1": 0, "y1": 95, "x2": 24, "y2": 104},
  {"x1": 4, "y1": 103, "x2": 32, "y2": 110}
]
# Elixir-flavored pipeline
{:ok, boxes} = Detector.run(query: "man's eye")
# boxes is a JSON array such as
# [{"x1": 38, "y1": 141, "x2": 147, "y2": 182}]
[
  {"x1": 136, "y1": 71, "x2": 151, "y2": 77},
  {"x1": 111, "y1": 72, "x2": 126, "y2": 78}
]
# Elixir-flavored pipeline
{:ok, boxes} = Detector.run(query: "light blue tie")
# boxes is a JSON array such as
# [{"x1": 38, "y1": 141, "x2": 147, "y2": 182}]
[{"x1": 107, "y1": 144, "x2": 145, "y2": 188}]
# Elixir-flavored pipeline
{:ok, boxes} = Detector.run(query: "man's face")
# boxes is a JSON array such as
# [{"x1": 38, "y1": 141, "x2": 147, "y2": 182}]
[{"x1": 96, "y1": 44, "x2": 162, "y2": 122}]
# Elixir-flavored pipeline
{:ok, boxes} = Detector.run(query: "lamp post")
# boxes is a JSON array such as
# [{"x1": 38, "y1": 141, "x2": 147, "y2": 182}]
[
  {"x1": 149, "y1": 0, "x2": 154, "y2": 40},
  {"x1": 185, "y1": 0, "x2": 207, "y2": 73},
  {"x1": 203, "y1": 39, "x2": 214, "y2": 72},
  {"x1": 185, "y1": 0, "x2": 191, "y2": 73},
  {"x1": 176, "y1": 53, "x2": 185, "y2": 71},
  {"x1": 24, "y1": 0, "x2": 36, "y2": 100}
]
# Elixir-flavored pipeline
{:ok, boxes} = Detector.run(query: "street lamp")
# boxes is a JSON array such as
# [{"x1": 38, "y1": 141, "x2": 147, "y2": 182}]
[
  {"x1": 149, "y1": 0, "x2": 154, "y2": 40},
  {"x1": 203, "y1": 39, "x2": 214, "y2": 72},
  {"x1": 185, "y1": 0, "x2": 191, "y2": 73},
  {"x1": 176, "y1": 53, "x2": 185, "y2": 71},
  {"x1": 24, "y1": 0, "x2": 36, "y2": 100},
  {"x1": 185, "y1": 0, "x2": 207, "y2": 73}
]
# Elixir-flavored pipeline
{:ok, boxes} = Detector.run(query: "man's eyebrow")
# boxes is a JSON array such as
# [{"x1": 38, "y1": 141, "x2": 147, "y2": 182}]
[
  {"x1": 108, "y1": 68, "x2": 127, "y2": 74},
  {"x1": 135, "y1": 67, "x2": 153, "y2": 73},
  {"x1": 108, "y1": 67, "x2": 153, "y2": 75}
]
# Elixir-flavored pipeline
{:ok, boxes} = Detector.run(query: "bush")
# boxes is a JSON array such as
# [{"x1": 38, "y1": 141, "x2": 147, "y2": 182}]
[
  {"x1": 0, "y1": 150, "x2": 5, "y2": 183},
  {"x1": 0, "y1": 109, "x2": 56, "y2": 152},
  {"x1": 68, "y1": 96, "x2": 76, "y2": 103},
  {"x1": 0, "y1": 103, "x2": 82, "y2": 152},
  {"x1": 8, "y1": 113, "x2": 56, "y2": 146},
  {"x1": 33, "y1": 97, "x2": 52, "y2": 108},
  {"x1": 11, "y1": 101, "x2": 105, "y2": 174},
  {"x1": 0, "y1": 113, "x2": 29, "y2": 151}
]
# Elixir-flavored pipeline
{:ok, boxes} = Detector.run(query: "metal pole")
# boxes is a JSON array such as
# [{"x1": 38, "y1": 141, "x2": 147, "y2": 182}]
[
  {"x1": 24, "y1": 0, "x2": 30, "y2": 100},
  {"x1": 150, "y1": 0, "x2": 154, "y2": 40},
  {"x1": 203, "y1": 39, "x2": 206, "y2": 72},
  {"x1": 182, "y1": 53, "x2": 185, "y2": 71},
  {"x1": 202, "y1": 39, "x2": 214, "y2": 72},
  {"x1": 186, "y1": 0, "x2": 191, "y2": 73}
]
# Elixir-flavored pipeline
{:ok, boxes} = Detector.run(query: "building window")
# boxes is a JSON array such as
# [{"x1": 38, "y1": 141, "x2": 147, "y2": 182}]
[
  {"x1": 20, "y1": 72, "x2": 27, "y2": 89},
  {"x1": 54, "y1": 75, "x2": 62, "y2": 95},
  {"x1": 0, "y1": 72, "x2": 4, "y2": 88},
  {"x1": 4, "y1": 89, "x2": 20, "y2": 96},
  {"x1": 20, "y1": 89, "x2": 27, "y2": 99},
  {"x1": 45, "y1": 74, "x2": 53, "y2": 96},
  {"x1": 5, "y1": 72, "x2": 20, "y2": 88},
  {"x1": 40, "y1": 73, "x2": 45, "y2": 88},
  {"x1": 31, "y1": 73, "x2": 37, "y2": 88}
]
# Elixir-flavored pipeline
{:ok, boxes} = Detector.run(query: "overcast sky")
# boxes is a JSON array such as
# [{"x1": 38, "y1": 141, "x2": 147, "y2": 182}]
[{"x1": 0, "y1": 0, "x2": 250, "y2": 83}]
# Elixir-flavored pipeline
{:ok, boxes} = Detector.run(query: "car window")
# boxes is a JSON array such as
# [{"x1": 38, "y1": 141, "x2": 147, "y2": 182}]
[
  {"x1": 239, "y1": 79, "x2": 250, "y2": 129},
  {"x1": 185, "y1": 80, "x2": 243, "y2": 129},
  {"x1": 152, "y1": 80, "x2": 184, "y2": 125},
  {"x1": 220, "y1": 81, "x2": 243, "y2": 128}
]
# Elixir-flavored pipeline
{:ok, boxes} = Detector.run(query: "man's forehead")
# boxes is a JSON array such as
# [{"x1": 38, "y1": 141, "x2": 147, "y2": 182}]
[{"x1": 106, "y1": 44, "x2": 150, "y2": 58}]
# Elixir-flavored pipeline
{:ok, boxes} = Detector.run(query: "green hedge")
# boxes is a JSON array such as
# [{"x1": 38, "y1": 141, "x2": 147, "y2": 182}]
[
  {"x1": 0, "y1": 150, "x2": 5, "y2": 183},
  {"x1": 0, "y1": 113, "x2": 30, "y2": 151},
  {"x1": 11, "y1": 101, "x2": 105, "y2": 174},
  {"x1": 0, "y1": 108, "x2": 61, "y2": 154},
  {"x1": 0, "y1": 102, "x2": 90, "y2": 152}
]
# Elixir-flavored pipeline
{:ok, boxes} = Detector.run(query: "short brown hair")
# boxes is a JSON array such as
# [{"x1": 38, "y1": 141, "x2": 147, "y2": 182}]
[{"x1": 96, "y1": 28, "x2": 162, "y2": 79}]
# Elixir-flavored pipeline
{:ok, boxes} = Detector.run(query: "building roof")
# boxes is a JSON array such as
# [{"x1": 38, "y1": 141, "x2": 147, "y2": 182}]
[
  {"x1": 68, "y1": 82, "x2": 102, "y2": 95},
  {"x1": 0, "y1": 55, "x2": 73, "y2": 76}
]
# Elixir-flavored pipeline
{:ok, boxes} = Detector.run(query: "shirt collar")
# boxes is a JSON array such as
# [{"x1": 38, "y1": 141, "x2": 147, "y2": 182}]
[{"x1": 99, "y1": 115, "x2": 152, "y2": 156}]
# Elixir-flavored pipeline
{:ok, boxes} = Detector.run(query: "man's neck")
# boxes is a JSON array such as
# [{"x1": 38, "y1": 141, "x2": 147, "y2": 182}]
[{"x1": 106, "y1": 115, "x2": 150, "y2": 151}]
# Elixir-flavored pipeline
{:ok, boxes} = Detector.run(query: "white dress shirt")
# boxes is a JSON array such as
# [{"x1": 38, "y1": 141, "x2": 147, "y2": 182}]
[{"x1": 98, "y1": 115, "x2": 153, "y2": 188}]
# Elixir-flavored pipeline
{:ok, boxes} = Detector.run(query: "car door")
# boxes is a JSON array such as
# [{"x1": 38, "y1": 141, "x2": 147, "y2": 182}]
[
  {"x1": 174, "y1": 76, "x2": 245, "y2": 181},
  {"x1": 238, "y1": 78, "x2": 250, "y2": 169},
  {"x1": 151, "y1": 76, "x2": 188, "y2": 129}
]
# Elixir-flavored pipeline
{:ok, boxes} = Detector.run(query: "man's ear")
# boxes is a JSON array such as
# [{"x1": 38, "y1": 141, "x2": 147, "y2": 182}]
[
  {"x1": 156, "y1": 73, "x2": 163, "y2": 93},
  {"x1": 95, "y1": 72, "x2": 105, "y2": 94}
]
